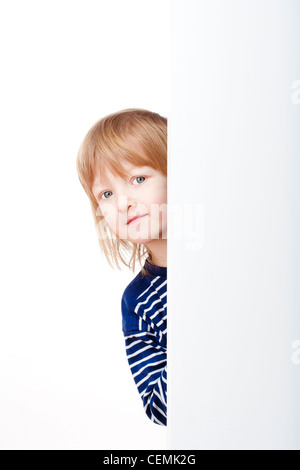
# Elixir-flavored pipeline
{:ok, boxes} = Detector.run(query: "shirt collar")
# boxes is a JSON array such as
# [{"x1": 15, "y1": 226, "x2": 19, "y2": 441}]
[{"x1": 144, "y1": 258, "x2": 167, "y2": 277}]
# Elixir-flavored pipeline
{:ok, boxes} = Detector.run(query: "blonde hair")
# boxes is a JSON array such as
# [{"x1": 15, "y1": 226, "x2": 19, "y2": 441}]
[{"x1": 76, "y1": 108, "x2": 167, "y2": 277}]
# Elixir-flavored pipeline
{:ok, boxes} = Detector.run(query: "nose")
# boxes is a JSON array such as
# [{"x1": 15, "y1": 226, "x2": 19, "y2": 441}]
[{"x1": 117, "y1": 194, "x2": 136, "y2": 213}]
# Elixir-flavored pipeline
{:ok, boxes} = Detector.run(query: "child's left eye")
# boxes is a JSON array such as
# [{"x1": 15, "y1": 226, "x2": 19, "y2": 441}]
[{"x1": 133, "y1": 176, "x2": 146, "y2": 185}]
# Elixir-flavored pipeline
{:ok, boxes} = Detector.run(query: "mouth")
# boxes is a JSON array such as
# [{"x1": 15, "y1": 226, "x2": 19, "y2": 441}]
[{"x1": 127, "y1": 214, "x2": 147, "y2": 225}]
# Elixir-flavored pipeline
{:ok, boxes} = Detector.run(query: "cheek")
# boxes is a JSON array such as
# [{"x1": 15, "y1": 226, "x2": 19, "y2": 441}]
[
  {"x1": 147, "y1": 195, "x2": 167, "y2": 212},
  {"x1": 148, "y1": 202, "x2": 167, "y2": 232},
  {"x1": 156, "y1": 185, "x2": 167, "y2": 205},
  {"x1": 159, "y1": 203, "x2": 168, "y2": 230},
  {"x1": 99, "y1": 205, "x2": 118, "y2": 231},
  {"x1": 149, "y1": 187, "x2": 167, "y2": 215}
]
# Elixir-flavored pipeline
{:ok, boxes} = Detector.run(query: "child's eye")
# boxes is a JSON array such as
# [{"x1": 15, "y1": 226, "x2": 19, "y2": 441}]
[
  {"x1": 133, "y1": 176, "x2": 146, "y2": 185},
  {"x1": 100, "y1": 190, "x2": 113, "y2": 200}
]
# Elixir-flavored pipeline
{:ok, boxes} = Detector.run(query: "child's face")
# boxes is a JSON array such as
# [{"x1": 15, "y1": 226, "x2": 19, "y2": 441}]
[{"x1": 92, "y1": 160, "x2": 167, "y2": 244}]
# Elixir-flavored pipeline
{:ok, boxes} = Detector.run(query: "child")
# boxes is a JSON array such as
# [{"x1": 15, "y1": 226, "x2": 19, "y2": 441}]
[{"x1": 76, "y1": 109, "x2": 167, "y2": 426}]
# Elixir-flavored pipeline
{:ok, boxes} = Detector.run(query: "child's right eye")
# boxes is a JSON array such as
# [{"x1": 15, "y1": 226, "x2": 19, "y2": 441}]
[{"x1": 100, "y1": 191, "x2": 113, "y2": 200}]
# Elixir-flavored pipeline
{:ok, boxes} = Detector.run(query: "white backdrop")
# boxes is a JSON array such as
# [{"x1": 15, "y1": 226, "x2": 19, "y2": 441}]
[{"x1": 0, "y1": 0, "x2": 170, "y2": 450}]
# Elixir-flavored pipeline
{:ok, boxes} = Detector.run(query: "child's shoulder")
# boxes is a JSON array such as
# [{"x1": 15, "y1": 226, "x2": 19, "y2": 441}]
[
  {"x1": 121, "y1": 269, "x2": 151, "y2": 333},
  {"x1": 121, "y1": 261, "x2": 167, "y2": 334},
  {"x1": 121, "y1": 269, "x2": 150, "y2": 309},
  {"x1": 121, "y1": 260, "x2": 167, "y2": 310}
]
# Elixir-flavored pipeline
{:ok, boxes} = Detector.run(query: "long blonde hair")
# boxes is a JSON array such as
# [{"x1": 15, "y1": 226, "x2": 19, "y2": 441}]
[{"x1": 76, "y1": 108, "x2": 167, "y2": 277}]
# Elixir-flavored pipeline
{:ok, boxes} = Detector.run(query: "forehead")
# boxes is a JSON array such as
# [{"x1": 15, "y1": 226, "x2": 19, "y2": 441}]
[{"x1": 91, "y1": 161, "x2": 152, "y2": 195}]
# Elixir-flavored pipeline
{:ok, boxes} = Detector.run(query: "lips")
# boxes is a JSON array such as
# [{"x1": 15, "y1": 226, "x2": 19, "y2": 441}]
[{"x1": 127, "y1": 214, "x2": 147, "y2": 225}]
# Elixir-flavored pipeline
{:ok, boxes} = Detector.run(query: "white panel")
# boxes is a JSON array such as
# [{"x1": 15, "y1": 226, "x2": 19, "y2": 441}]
[{"x1": 169, "y1": 0, "x2": 300, "y2": 449}]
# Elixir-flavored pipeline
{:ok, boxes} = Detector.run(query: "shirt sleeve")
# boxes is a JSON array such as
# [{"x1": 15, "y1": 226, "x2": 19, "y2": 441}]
[{"x1": 123, "y1": 329, "x2": 167, "y2": 426}]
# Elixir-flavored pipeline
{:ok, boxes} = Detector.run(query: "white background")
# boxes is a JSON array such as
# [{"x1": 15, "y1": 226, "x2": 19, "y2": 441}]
[{"x1": 0, "y1": 0, "x2": 170, "y2": 450}]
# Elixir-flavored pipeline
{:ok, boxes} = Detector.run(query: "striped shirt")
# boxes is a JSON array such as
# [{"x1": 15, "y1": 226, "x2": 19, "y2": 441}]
[{"x1": 121, "y1": 258, "x2": 167, "y2": 426}]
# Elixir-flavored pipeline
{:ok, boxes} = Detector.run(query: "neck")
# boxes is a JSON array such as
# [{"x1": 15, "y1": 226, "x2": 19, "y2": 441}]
[{"x1": 144, "y1": 238, "x2": 167, "y2": 267}]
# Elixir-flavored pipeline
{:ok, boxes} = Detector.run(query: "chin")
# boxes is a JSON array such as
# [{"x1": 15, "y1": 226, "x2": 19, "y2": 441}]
[
  {"x1": 117, "y1": 225, "x2": 165, "y2": 244},
  {"x1": 128, "y1": 236, "x2": 154, "y2": 245}
]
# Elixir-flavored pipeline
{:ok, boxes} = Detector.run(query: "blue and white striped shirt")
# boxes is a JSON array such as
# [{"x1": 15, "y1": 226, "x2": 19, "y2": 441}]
[{"x1": 121, "y1": 258, "x2": 167, "y2": 426}]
